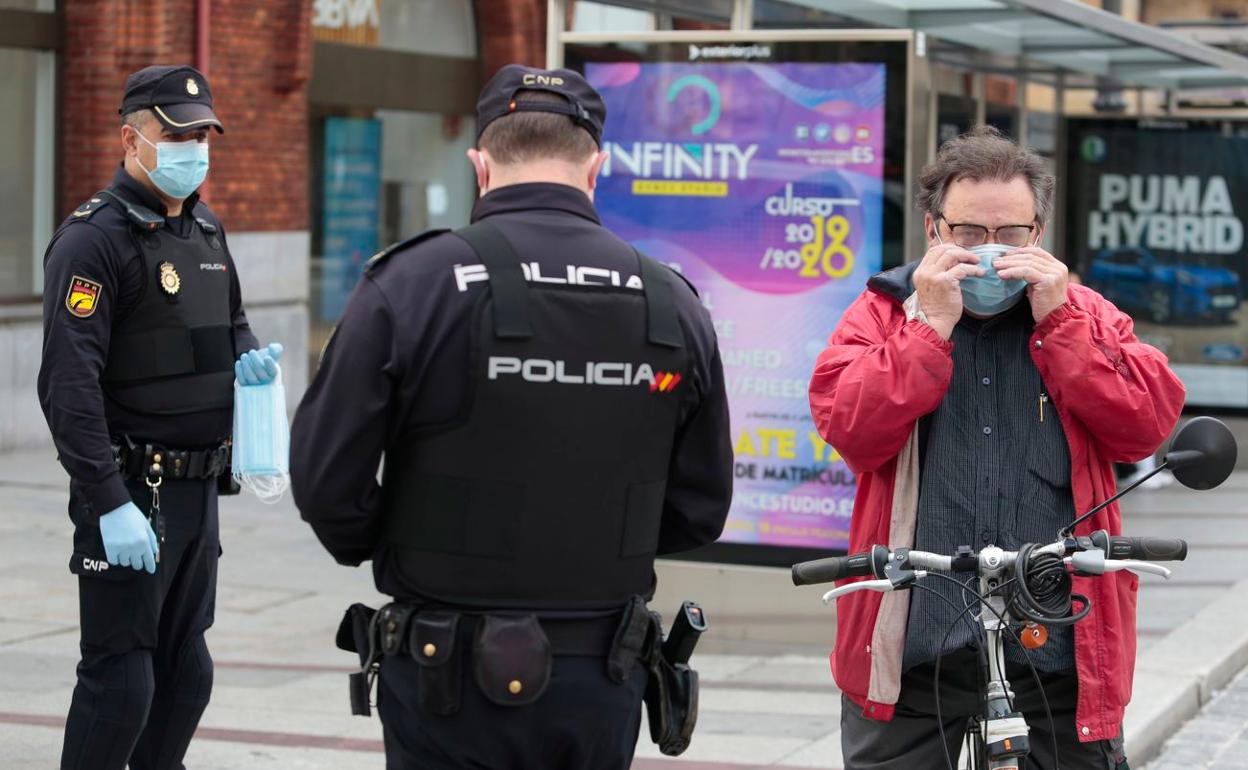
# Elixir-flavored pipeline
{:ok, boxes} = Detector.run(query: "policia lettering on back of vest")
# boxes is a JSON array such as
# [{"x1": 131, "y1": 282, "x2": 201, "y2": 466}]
[
  {"x1": 37, "y1": 65, "x2": 283, "y2": 770},
  {"x1": 291, "y1": 65, "x2": 734, "y2": 769}
]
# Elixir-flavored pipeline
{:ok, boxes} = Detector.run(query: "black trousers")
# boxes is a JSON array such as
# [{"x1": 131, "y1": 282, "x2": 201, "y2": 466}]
[
  {"x1": 377, "y1": 641, "x2": 648, "y2": 770},
  {"x1": 840, "y1": 651, "x2": 1127, "y2": 770},
  {"x1": 60, "y1": 477, "x2": 220, "y2": 770}
]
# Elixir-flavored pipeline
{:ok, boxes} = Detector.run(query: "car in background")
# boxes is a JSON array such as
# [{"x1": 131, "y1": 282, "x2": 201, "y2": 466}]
[{"x1": 1087, "y1": 246, "x2": 1241, "y2": 325}]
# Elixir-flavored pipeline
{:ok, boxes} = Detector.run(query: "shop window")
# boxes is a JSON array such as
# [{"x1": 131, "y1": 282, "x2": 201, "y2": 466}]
[
  {"x1": 312, "y1": 0, "x2": 476, "y2": 58},
  {"x1": 0, "y1": 46, "x2": 55, "y2": 300},
  {"x1": 309, "y1": 109, "x2": 476, "y2": 359}
]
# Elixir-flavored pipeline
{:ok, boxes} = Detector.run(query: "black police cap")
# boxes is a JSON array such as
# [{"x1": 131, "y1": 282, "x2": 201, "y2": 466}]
[
  {"x1": 119, "y1": 65, "x2": 223, "y2": 134},
  {"x1": 476, "y1": 64, "x2": 605, "y2": 148}
]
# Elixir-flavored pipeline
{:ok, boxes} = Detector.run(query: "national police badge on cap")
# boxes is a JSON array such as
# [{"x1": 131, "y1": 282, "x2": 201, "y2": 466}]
[
  {"x1": 158, "y1": 262, "x2": 181, "y2": 296},
  {"x1": 186, "y1": 78, "x2": 200, "y2": 96}
]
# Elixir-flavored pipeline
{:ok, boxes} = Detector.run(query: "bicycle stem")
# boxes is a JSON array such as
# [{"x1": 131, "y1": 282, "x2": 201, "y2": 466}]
[{"x1": 977, "y1": 547, "x2": 1031, "y2": 768}]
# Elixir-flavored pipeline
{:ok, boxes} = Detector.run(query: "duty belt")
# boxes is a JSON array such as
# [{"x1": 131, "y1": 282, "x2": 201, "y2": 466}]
[
  {"x1": 337, "y1": 598, "x2": 653, "y2": 718},
  {"x1": 111, "y1": 435, "x2": 231, "y2": 481}
]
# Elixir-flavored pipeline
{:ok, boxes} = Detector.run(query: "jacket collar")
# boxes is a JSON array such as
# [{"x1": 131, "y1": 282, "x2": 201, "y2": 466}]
[
  {"x1": 471, "y1": 182, "x2": 600, "y2": 224},
  {"x1": 868, "y1": 261, "x2": 920, "y2": 303}
]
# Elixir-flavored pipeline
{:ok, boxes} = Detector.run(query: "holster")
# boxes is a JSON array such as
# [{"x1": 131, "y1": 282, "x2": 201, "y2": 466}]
[
  {"x1": 335, "y1": 603, "x2": 379, "y2": 717},
  {"x1": 643, "y1": 611, "x2": 700, "y2": 756}
]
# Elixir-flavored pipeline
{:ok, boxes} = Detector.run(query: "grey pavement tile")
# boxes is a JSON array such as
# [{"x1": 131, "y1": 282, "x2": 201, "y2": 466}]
[
  {"x1": 698, "y1": 711, "x2": 836, "y2": 741},
  {"x1": 2, "y1": 447, "x2": 1247, "y2": 770}
]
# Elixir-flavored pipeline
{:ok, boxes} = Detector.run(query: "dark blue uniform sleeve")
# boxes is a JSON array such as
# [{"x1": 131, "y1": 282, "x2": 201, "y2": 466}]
[
  {"x1": 220, "y1": 229, "x2": 259, "y2": 355},
  {"x1": 37, "y1": 222, "x2": 131, "y2": 517},
  {"x1": 657, "y1": 300, "x2": 733, "y2": 555},
  {"x1": 290, "y1": 276, "x2": 396, "y2": 565}
]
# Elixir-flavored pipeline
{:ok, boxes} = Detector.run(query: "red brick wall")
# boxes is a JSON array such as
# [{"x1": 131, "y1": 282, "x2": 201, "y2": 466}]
[{"x1": 60, "y1": 0, "x2": 312, "y2": 232}]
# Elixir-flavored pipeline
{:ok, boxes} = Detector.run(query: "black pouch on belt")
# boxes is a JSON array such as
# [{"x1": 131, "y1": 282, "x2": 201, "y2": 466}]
[
  {"x1": 606, "y1": 595, "x2": 650, "y2": 684},
  {"x1": 473, "y1": 615, "x2": 551, "y2": 706},
  {"x1": 409, "y1": 611, "x2": 463, "y2": 716},
  {"x1": 643, "y1": 611, "x2": 700, "y2": 756}
]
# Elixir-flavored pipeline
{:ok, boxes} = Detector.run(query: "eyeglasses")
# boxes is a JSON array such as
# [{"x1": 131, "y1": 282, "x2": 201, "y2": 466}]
[{"x1": 937, "y1": 216, "x2": 1038, "y2": 248}]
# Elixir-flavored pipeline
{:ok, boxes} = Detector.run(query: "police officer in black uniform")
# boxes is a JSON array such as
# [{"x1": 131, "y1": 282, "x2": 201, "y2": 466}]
[
  {"x1": 38, "y1": 65, "x2": 282, "y2": 770},
  {"x1": 291, "y1": 65, "x2": 734, "y2": 769}
]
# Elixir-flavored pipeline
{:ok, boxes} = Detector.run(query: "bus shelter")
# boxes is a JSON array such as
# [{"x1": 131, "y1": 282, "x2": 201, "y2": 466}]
[{"x1": 546, "y1": 0, "x2": 1248, "y2": 565}]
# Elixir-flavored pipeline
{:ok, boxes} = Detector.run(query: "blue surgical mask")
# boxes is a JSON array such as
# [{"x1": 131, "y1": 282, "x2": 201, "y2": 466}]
[
  {"x1": 232, "y1": 368, "x2": 290, "y2": 503},
  {"x1": 136, "y1": 133, "x2": 209, "y2": 200},
  {"x1": 959, "y1": 243, "x2": 1028, "y2": 316}
]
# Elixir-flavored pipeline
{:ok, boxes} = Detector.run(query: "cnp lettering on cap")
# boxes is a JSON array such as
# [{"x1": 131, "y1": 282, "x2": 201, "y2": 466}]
[{"x1": 522, "y1": 74, "x2": 565, "y2": 86}]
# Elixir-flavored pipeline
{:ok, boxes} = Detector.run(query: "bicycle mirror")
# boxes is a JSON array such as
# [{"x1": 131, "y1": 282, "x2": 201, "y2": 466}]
[{"x1": 1165, "y1": 416, "x2": 1237, "y2": 490}]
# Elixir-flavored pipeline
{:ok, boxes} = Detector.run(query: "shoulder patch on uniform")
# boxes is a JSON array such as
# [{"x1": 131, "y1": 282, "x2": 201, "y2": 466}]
[
  {"x1": 65, "y1": 275, "x2": 103, "y2": 318},
  {"x1": 70, "y1": 195, "x2": 110, "y2": 220},
  {"x1": 365, "y1": 229, "x2": 452, "y2": 274}
]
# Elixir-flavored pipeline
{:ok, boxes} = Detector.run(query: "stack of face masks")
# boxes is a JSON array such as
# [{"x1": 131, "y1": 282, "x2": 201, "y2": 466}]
[
  {"x1": 232, "y1": 366, "x2": 290, "y2": 504},
  {"x1": 960, "y1": 243, "x2": 1028, "y2": 316}
]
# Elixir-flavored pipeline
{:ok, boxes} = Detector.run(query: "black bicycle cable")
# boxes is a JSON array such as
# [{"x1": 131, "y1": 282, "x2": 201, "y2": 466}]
[
  {"x1": 925, "y1": 571, "x2": 1061, "y2": 770},
  {"x1": 927, "y1": 576, "x2": 1014, "y2": 770},
  {"x1": 902, "y1": 580, "x2": 1001, "y2": 770},
  {"x1": 1008, "y1": 542, "x2": 1091, "y2": 627}
]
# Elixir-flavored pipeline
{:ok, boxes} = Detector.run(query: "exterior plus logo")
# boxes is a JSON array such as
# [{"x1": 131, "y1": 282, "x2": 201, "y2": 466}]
[{"x1": 651, "y1": 371, "x2": 682, "y2": 393}]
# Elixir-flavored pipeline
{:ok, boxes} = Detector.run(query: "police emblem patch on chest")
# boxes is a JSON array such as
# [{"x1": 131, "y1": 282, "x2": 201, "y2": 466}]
[
  {"x1": 158, "y1": 262, "x2": 181, "y2": 296},
  {"x1": 65, "y1": 275, "x2": 102, "y2": 318}
]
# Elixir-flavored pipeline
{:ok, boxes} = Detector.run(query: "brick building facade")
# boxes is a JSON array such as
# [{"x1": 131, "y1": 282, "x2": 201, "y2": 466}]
[
  {"x1": 60, "y1": 0, "x2": 314, "y2": 231},
  {"x1": 0, "y1": 0, "x2": 556, "y2": 451},
  {"x1": 56, "y1": 0, "x2": 556, "y2": 227}
]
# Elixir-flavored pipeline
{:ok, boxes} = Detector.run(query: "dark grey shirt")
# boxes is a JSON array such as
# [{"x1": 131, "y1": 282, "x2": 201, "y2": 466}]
[{"x1": 903, "y1": 301, "x2": 1077, "y2": 674}]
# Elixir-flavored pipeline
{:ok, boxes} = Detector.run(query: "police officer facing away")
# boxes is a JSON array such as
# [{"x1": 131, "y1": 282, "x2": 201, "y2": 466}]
[
  {"x1": 291, "y1": 65, "x2": 733, "y2": 769},
  {"x1": 38, "y1": 65, "x2": 282, "y2": 770}
]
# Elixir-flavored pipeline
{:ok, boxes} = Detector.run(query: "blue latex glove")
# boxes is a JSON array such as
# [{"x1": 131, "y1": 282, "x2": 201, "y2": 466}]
[
  {"x1": 99, "y1": 502, "x2": 159, "y2": 574},
  {"x1": 235, "y1": 342, "x2": 284, "y2": 386}
]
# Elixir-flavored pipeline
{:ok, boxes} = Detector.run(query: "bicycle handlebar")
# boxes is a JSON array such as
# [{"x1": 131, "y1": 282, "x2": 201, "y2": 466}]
[
  {"x1": 792, "y1": 531, "x2": 1188, "y2": 589},
  {"x1": 1089, "y1": 532, "x2": 1188, "y2": 562},
  {"x1": 791, "y1": 545, "x2": 886, "y2": 585}
]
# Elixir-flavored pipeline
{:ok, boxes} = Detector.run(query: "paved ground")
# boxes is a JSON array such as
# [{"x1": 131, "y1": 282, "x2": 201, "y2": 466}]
[
  {"x1": 1149, "y1": 669, "x2": 1248, "y2": 769},
  {"x1": 0, "y1": 446, "x2": 1245, "y2": 768}
]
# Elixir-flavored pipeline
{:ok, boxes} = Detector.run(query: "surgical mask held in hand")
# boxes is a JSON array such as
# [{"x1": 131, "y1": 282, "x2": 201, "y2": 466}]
[
  {"x1": 960, "y1": 243, "x2": 1027, "y2": 316},
  {"x1": 232, "y1": 365, "x2": 290, "y2": 504}
]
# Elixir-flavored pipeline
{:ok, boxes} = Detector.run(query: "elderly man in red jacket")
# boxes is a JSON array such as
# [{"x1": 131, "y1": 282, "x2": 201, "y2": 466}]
[{"x1": 810, "y1": 126, "x2": 1185, "y2": 769}]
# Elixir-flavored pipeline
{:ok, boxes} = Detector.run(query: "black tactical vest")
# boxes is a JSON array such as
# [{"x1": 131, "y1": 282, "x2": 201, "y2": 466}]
[
  {"x1": 99, "y1": 190, "x2": 237, "y2": 416},
  {"x1": 382, "y1": 222, "x2": 691, "y2": 609}
]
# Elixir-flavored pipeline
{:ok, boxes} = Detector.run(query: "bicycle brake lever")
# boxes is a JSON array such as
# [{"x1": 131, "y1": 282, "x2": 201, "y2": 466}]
[
  {"x1": 1103, "y1": 559, "x2": 1172, "y2": 579},
  {"x1": 821, "y1": 571, "x2": 928, "y2": 605},
  {"x1": 1065, "y1": 552, "x2": 1171, "y2": 579}
]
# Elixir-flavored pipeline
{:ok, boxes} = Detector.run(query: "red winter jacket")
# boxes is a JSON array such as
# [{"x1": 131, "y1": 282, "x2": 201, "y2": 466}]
[{"x1": 808, "y1": 263, "x2": 1185, "y2": 741}]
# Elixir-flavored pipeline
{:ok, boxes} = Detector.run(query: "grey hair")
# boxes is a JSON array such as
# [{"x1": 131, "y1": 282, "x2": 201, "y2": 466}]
[
  {"x1": 917, "y1": 125, "x2": 1055, "y2": 223},
  {"x1": 121, "y1": 108, "x2": 155, "y2": 131}
]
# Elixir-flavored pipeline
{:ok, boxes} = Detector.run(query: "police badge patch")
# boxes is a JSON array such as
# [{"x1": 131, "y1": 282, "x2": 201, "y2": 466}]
[
  {"x1": 158, "y1": 262, "x2": 181, "y2": 295},
  {"x1": 65, "y1": 276, "x2": 102, "y2": 318}
]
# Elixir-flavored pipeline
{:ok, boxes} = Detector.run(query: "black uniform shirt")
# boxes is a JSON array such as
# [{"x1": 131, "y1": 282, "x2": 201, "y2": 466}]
[
  {"x1": 38, "y1": 166, "x2": 258, "y2": 517},
  {"x1": 292, "y1": 182, "x2": 734, "y2": 575}
]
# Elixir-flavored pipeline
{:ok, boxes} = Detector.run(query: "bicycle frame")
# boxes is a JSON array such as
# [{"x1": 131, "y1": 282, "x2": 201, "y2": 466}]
[
  {"x1": 972, "y1": 546, "x2": 1030, "y2": 770},
  {"x1": 816, "y1": 539, "x2": 1156, "y2": 770}
]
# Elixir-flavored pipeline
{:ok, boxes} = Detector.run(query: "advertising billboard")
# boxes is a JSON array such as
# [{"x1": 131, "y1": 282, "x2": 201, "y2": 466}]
[
  {"x1": 320, "y1": 117, "x2": 382, "y2": 324},
  {"x1": 1065, "y1": 119, "x2": 1248, "y2": 410},
  {"x1": 570, "y1": 37, "x2": 909, "y2": 563}
]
